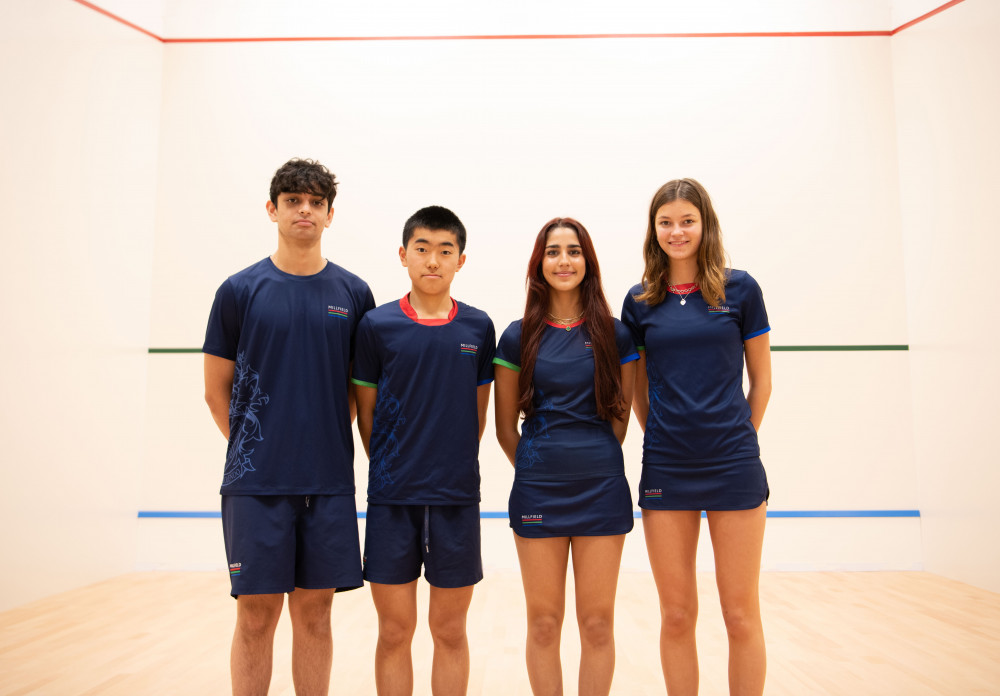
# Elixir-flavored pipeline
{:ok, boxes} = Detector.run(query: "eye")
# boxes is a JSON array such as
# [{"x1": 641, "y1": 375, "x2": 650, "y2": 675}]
[
  {"x1": 441, "y1": 249, "x2": 452, "y2": 255},
  {"x1": 569, "y1": 249, "x2": 582, "y2": 256},
  {"x1": 546, "y1": 249, "x2": 559, "y2": 257}
]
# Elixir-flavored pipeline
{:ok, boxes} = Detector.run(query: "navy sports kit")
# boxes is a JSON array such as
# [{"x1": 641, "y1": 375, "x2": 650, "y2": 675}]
[
  {"x1": 352, "y1": 295, "x2": 496, "y2": 586},
  {"x1": 204, "y1": 257, "x2": 374, "y2": 595},
  {"x1": 621, "y1": 269, "x2": 770, "y2": 511},
  {"x1": 494, "y1": 318, "x2": 639, "y2": 537}
]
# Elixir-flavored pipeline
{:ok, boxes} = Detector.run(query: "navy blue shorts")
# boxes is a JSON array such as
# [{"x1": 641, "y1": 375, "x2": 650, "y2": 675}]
[
  {"x1": 638, "y1": 457, "x2": 769, "y2": 511},
  {"x1": 363, "y1": 504, "x2": 482, "y2": 588},
  {"x1": 222, "y1": 494, "x2": 363, "y2": 597},
  {"x1": 509, "y1": 474, "x2": 634, "y2": 538}
]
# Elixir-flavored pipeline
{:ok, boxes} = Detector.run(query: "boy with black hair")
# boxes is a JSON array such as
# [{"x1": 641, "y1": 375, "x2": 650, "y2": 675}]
[
  {"x1": 352, "y1": 205, "x2": 495, "y2": 695},
  {"x1": 204, "y1": 158, "x2": 374, "y2": 695}
]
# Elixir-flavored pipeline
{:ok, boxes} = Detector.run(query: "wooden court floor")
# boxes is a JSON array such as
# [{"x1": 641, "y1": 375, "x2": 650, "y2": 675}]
[{"x1": 1, "y1": 570, "x2": 998, "y2": 695}]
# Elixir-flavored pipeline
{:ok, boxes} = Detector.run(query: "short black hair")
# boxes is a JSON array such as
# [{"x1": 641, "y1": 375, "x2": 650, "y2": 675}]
[
  {"x1": 402, "y1": 206, "x2": 467, "y2": 254},
  {"x1": 269, "y1": 158, "x2": 337, "y2": 211}
]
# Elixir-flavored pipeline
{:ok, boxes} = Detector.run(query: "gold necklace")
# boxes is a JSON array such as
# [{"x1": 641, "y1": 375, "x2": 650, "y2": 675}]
[{"x1": 547, "y1": 311, "x2": 584, "y2": 331}]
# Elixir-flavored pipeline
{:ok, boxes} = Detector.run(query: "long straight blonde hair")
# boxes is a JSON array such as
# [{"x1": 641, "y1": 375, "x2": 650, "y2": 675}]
[{"x1": 635, "y1": 178, "x2": 729, "y2": 307}]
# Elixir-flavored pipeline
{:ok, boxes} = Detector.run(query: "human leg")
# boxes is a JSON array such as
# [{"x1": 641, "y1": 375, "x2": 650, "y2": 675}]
[
  {"x1": 513, "y1": 534, "x2": 571, "y2": 695},
  {"x1": 231, "y1": 593, "x2": 284, "y2": 696},
  {"x1": 570, "y1": 534, "x2": 626, "y2": 696},
  {"x1": 287, "y1": 587, "x2": 336, "y2": 696},
  {"x1": 642, "y1": 509, "x2": 702, "y2": 696},
  {"x1": 706, "y1": 503, "x2": 767, "y2": 696},
  {"x1": 428, "y1": 584, "x2": 475, "y2": 696},
  {"x1": 370, "y1": 581, "x2": 419, "y2": 696}
]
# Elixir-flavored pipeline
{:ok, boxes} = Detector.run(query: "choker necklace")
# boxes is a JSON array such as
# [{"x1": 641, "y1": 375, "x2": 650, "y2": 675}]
[
  {"x1": 667, "y1": 280, "x2": 699, "y2": 306},
  {"x1": 547, "y1": 312, "x2": 584, "y2": 331}
]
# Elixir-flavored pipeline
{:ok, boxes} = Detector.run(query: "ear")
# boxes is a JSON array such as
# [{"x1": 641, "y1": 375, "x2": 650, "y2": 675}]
[
  {"x1": 456, "y1": 253, "x2": 467, "y2": 272},
  {"x1": 323, "y1": 206, "x2": 335, "y2": 228},
  {"x1": 266, "y1": 200, "x2": 278, "y2": 222},
  {"x1": 398, "y1": 246, "x2": 407, "y2": 266}
]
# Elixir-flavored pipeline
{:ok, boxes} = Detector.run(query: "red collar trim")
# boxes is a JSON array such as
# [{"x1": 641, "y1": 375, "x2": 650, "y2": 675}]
[
  {"x1": 399, "y1": 294, "x2": 458, "y2": 325},
  {"x1": 667, "y1": 282, "x2": 699, "y2": 295},
  {"x1": 545, "y1": 318, "x2": 585, "y2": 329}
]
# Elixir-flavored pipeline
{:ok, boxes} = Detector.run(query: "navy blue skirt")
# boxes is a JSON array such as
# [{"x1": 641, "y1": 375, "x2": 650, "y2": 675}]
[
  {"x1": 509, "y1": 474, "x2": 634, "y2": 538},
  {"x1": 638, "y1": 456, "x2": 769, "y2": 511}
]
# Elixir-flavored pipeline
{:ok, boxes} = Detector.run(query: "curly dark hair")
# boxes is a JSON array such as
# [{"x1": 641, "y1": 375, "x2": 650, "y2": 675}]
[{"x1": 268, "y1": 158, "x2": 338, "y2": 210}]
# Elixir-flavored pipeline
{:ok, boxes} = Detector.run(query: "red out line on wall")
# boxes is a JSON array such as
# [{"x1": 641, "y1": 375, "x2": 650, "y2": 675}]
[{"x1": 70, "y1": 0, "x2": 967, "y2": 44}]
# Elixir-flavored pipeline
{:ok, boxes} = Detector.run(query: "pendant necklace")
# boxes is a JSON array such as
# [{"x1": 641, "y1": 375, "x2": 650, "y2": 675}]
[
  {"x1": 667, "y1": 280, "x2": 698, "y2": 306},
  {"x1": 547, "y1": 311, "x2": 584, "y2": 331}
]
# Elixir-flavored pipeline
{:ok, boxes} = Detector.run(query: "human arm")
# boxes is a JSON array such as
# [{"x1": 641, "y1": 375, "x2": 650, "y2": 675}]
[
  {"x1": 631, "y1": 350, "x2": 649, "y2": 433},
  {"x1": 204, "y1": 354, "x2": 235, "y2": 439},
  {"x1": 744, "y1": 332, "x2": 772, "y2": 431},
  {"x1": 614, "y1": 359, "x2": 637, "y2": 444},
  {"x1": 493, "y1": 366, "x2": 521, "y2": 466},
  {"x1": 347, "y1": 362, "x2": 357, "y2": 424},
  {"x1": 354, "y1": 383, "x2": 377, "y2": 457},
  {"x1": 477, "y1": 382, "x2": 492, "y2": 442}
]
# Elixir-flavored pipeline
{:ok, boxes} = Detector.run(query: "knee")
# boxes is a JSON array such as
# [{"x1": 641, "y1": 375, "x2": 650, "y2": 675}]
[
  {"x1": 720, "y1": 604, "x2": 761, "y2": 643},
  {"x1": 429, "y1": 614, "x2": 468, "y2": 651},
  {"x1": 660, "y1": 603, "x2": 697, "y2": 639},
  {"x1": 578, "y1": 613, "x2": 614, "y2": 649},
  {"x1": 379, "y1": 616, "x2": 416, "y2": 651},
  {"x1": 237, "y1": 598, "x2": 283, "y2": 637},
  {"x1": 527, "y1": 612, "x2": 563, "y2": 649}
]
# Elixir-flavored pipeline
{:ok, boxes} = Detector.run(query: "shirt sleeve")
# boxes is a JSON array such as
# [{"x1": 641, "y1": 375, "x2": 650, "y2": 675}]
[
  {"x1": 493, "y1": 320, "x2": 522, "y2": 372},
  {"x1": 739, "y1": 273, "x2": 770, "y2": 340},
  {"x1": 620, "y1": 288, "x2": 646, "y2": 351},
  {"x1": 477, "y1": 317, "x2": 497, "y2": 386},
  {"x1": 351, "y1": 315, "x2": 381, "y2": 388},
  {"x1": 614, "y1": 319, "x2": 640, "y2": 364},
  {"x1": 203, "y1": 279, "x2": 239, "y2": 360},
  {"x1": 350, "y1": 284, "x2": 377, "y2": 361}
]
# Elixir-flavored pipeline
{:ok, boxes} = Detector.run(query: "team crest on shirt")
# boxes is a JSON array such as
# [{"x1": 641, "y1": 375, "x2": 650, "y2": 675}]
[
  {"x1": 327, "y1": 305, "x2": 350, "y2": 319},
  {"x1": 707, "y1": 305, "x2": 731, "y2": 314},
  {"x1": 583, "y1": 340, "x2": 593, "y2": 350},
  {"x1": 229, "y1": 562, "x2": 242, "y2": 577},
  {"x1": 521, "y1": 514, "x2": 543, "y2": 526},
  {"x1": 460, "y1": 343, "x2": 478, "y2": 356},
  {"x1": 644, "y1": 488, "x2": 663, "y2": 500}
]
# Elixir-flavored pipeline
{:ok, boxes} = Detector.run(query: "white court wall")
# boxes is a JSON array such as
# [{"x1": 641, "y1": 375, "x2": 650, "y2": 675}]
[
  {"x1": 892, "y1": 0, "x2": 1000, "y2": 592},
  {"x1": 140, "y1": 23, "x2": 919, "y2": 574},
  {"x1": 0, "y1": 0, "x2": 162, "y2": 611}
]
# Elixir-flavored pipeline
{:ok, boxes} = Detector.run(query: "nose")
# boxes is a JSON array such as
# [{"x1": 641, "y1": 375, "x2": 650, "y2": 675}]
[{"x1": 427, "y1": 252, "x2": 439, "y2": 269}]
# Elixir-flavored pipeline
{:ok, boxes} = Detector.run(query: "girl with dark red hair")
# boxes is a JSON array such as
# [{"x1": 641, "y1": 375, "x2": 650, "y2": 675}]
[{"x1": 494, "y1": 217, "x2": 639, "y2": 695}]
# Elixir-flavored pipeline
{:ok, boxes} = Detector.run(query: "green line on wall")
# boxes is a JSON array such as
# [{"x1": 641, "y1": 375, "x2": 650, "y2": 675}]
[{"x1": 770, "y1": 345, "x2": 908, "y2": 352}]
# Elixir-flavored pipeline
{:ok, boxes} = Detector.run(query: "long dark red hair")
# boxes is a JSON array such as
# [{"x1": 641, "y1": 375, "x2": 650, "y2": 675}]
[{"x1": 518, "y1": 218, "x2": 626, "y2": 422}]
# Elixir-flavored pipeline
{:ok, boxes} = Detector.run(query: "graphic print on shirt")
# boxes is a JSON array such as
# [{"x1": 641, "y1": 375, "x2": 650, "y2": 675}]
[
  {"x1": 223, "y1": 352, "x2": 270, "y2": 486},
  {"x1": 369, "y1": 387, "x2": 406, "y2": 493},
  {"x1": 515, "y1": 389, "x2": 555, "y2": 470}
]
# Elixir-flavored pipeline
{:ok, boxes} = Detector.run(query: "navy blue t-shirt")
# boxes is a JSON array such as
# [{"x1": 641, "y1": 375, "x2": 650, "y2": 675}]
[
  {"x1": 352, "y1": 296, "x2": 496, "y2": 505},
  {"x1": 621, "y1": 269, "x2": 770, "y2": 465},
  {"x1": 494, "y1": 319, "x2": 639, "y2": 481},
  {"x1": 203, "y1": 258, "x2": 375, "y2": 495}
]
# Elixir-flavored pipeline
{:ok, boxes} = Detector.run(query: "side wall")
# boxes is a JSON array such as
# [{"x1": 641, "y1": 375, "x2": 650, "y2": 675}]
[
  {"x1": 893, "y1": 0, "x2": 1000, "y2": 592},
  {"x1": 0, "y1": 0, "x2": 162, "y2": 611}
]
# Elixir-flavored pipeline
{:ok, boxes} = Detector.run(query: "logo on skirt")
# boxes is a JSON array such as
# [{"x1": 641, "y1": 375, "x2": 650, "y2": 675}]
[
  {"x1": 521, "y1": 514, "x2": 543, "y2": 526},
  {"x1": 229, "y1": 562, "x2": 242, "y2": 576},
  {"x1": 644, "y1": 489, "x2": 663, "y2": 500}
]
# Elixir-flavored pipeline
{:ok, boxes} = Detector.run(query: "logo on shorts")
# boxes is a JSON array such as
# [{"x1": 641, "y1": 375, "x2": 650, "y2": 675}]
[
  {"x1": 707, "y1": 305, "x2": 731, "y2": 314},
  {"x1": 460, "y1": 343, "x2": 478, "y2": 356},
  {"x1": 521, "y1": 514, "x2": 543, "y2": 526},
  {"x1": 229, "y1": 562, "x2": 242, "y2": 577},
  {"x1": 644, "y1": 489, "x2": 663, "y2": 500},
  {"x1": 328, "y1": 305, "x2": 350, "y2": 318}
]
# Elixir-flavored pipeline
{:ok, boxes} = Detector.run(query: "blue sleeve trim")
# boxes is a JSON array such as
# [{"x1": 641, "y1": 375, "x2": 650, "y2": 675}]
[
  {"x1": 743, "y1": 326, "x2": 771, "y2": 341},
  {"x1": 477, "y1": 378, "x2": 495, "y2": 386},
  {"x1": 620, "y1": 352, "x2": 640, "y2": 365}
]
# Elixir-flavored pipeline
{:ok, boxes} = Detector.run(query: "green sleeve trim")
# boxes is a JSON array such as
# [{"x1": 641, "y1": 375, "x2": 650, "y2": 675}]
[
  {"x1": 493, "y1": 357, "x2": 521, "y2": 373},
  {"x1": 350, "y1": 378, "x2": 378, "y2": 388}
]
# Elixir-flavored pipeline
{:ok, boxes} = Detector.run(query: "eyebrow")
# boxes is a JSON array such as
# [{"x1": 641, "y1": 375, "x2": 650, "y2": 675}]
[
  {"x1": 545, "y1": 243, "x2": 582, "y2": 248},
  {"x1": 414, "y1": 237, "x2": 455, "y2": 247}
]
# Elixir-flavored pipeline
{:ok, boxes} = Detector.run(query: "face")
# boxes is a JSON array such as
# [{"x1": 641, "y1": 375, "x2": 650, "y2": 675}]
[
  {"x1": 399, "y1": 228, "x2": 466, "y2": 296},
  {"x1": 266, "y1": 191, "x2": 334, "y2": 244},
  {"x1": 541, "y1": 226, "x2": 586, "y2": 293},
  {"x1": 654, "y1": 198, "x2": 702, "y2": 264}
]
